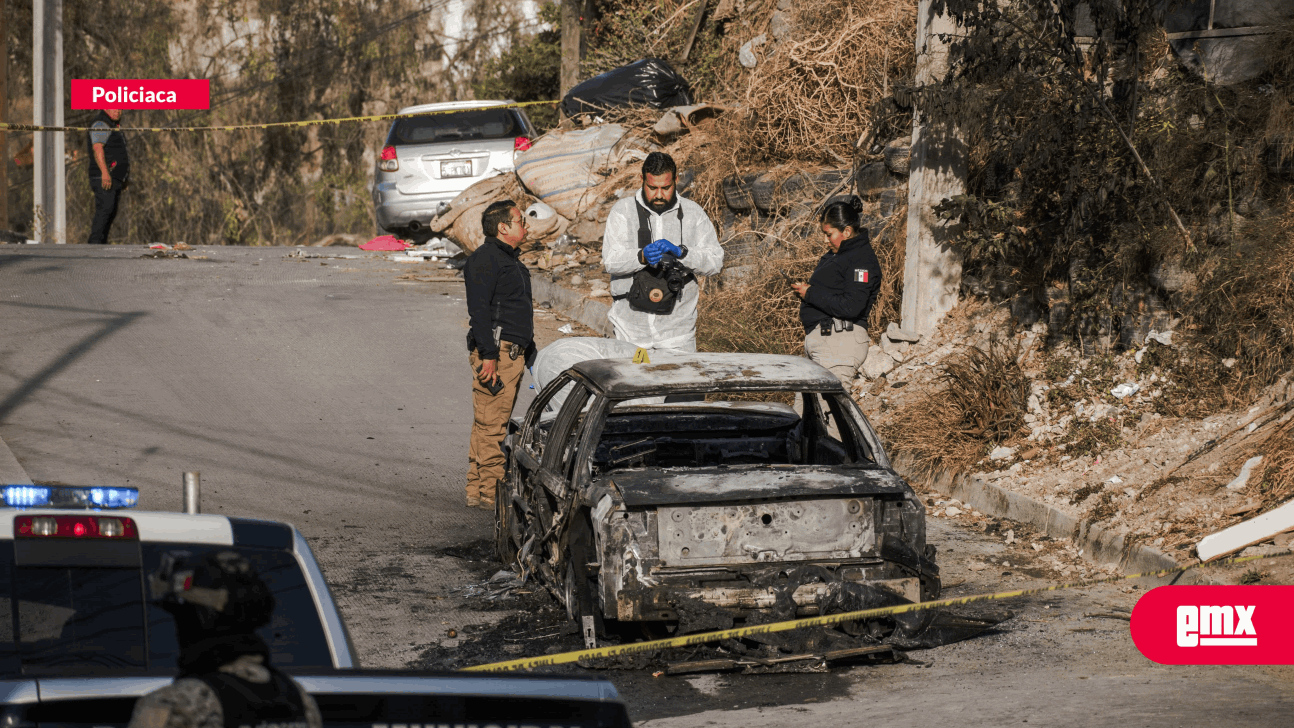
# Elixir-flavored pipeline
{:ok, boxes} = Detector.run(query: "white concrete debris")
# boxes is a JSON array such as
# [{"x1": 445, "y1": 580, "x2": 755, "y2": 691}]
[
  {"x1": 1198, "y1": 496, "x2": 1294, "y2": 562},
  {"x1": 1226, "y1": 455, "x2": 1264, "y2": 491},
  {"x1": 884, "y1": 322, "x2": 922, "y2": 343},
  {"x1": 989, "y1": 446, "x2": 1016, "y2": 461},
  {"x1": 945, "y1": 506, "x2": 962, "y2": 517},
  {"x1": 738, "y1": 34, "x2": 768, "y2": 68}
]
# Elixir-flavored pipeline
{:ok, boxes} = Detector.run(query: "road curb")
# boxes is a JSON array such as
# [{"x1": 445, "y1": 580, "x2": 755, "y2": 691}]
[
  {"x1": 891, "y1": 453, "x2": 1202, "y2": 583},
  {"x1": 531, "y1": 276, "x2": 613, "y2": 337},
  {"x1": 0, "y1": 433, "x2": 32, "y2": 486}
]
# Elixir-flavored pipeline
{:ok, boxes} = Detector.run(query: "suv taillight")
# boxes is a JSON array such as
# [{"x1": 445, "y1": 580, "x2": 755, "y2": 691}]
[
  {"x1": 514, "y1": 136, "x2": 532, "y2": 152},
  {"x1": 379, "y1": 145, "x2": 398, "y2": 172},
  {"x1": 15, "y1": 515, "x2": 139, "y2": 540}
]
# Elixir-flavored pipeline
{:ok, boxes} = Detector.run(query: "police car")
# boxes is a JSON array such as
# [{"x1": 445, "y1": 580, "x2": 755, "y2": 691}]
[{"x1": 0, "y1": 485, "x2": 631, "y2": 727}]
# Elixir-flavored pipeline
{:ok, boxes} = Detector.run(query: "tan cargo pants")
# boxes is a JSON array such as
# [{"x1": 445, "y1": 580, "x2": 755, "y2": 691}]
[
  {"x1": 805, "y1": 325, "x2": 870, "y2": 389},
  {"x1": 466, "y1": 348, "x2": 526, "y2": 506}
]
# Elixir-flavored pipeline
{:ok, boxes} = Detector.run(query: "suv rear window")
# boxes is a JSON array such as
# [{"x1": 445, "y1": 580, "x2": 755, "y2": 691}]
[
  {"x1": 386, "y1": 107, "x2": 525, "y2": 145},
  {"x1": 0, "y1": 542, "x2": 332, "y2": 675}
]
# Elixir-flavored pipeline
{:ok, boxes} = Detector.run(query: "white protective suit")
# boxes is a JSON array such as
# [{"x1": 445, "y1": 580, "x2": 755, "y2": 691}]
[{"x1": 602, "y1": 190, "x2": 724, "y2": 353}]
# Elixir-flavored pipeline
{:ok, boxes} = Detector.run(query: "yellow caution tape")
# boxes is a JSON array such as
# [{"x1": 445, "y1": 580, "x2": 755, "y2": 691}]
[
  {"x1": 632, "y1": 348, "x2": 651, "y2": 364},
  {"x1": 460, "y1": 549, "x2": 1291, "y2": 672},
  {"x1": 0, "y1": 99, "x2": 562, "y2": 134}
]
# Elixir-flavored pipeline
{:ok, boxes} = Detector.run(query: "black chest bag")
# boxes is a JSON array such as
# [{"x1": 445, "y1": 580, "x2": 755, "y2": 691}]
[{"x1": 625, "y1": 203, "x2": 691, "y2": 315}]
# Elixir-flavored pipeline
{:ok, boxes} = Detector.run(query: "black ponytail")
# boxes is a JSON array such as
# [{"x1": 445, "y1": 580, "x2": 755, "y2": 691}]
[{"x1": 820, "y1": 195, "x2": 863, "y2": 236}]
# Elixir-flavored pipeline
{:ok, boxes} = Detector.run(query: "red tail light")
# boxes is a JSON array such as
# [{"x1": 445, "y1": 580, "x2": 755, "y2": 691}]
[
  {"x1": 15, "y1": 515, "x2": 138, "y2": 540},
  {"x1": 514, "y1": 136, "x2": 532, "y2": 152},
  {"x1": 379, "y1": 145, "x2": 398, "y2": 172}
]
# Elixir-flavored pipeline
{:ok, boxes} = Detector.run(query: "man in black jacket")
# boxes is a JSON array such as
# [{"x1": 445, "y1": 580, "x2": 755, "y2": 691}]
[
  {"x1": 463, "y1": 200, "x2": 533, "y2": 510},
  {"x1": 87, "y1": 108, "x2": 129, "y2": 245}
]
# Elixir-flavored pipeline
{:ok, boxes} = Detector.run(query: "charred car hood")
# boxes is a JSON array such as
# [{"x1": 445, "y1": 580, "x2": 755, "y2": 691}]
[{"x1": 608, "y1": 465, "x2": 911, "y2": 508}]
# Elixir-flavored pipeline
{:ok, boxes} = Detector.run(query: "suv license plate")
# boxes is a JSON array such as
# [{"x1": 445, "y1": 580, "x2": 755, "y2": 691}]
[{"x1": 441, "y1": 160, "x2": 473, "y2": 178}]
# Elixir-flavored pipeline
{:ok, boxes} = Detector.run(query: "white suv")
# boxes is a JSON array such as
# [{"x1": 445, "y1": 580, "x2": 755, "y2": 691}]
[{"x1": 372, "y1": 100, "x2": 538, "y2": 240}]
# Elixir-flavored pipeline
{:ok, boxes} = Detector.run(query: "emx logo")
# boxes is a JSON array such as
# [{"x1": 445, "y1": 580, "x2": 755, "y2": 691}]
[{"x1": 1131, "y1": 585, "x2": 1294, "y2": 664}]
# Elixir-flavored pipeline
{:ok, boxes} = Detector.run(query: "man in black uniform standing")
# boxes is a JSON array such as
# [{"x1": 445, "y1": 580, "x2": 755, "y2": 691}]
[
  {"x1": 463, "y1": 199, "x2": 533, "y2": 511},
  {"x1": 128, "y1": 551, "x2": 321, "y2": 728},
  {"x1": 87, "y1": 108, "x2": 129, "y2": 245}
]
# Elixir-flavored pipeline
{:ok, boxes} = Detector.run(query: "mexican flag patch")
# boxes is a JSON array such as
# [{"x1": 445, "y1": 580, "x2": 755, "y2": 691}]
[{"x1": 855, "y1": 268, "x2": 870, "y2": 283}]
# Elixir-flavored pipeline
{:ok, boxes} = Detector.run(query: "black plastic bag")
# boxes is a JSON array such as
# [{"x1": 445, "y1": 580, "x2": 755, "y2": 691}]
[{"x1": 561, "y1": 58, "x2": 693, "y2": 116}]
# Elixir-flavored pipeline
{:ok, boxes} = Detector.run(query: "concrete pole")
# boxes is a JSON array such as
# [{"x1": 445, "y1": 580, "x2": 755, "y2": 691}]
[
  {"x1": 33, "y1": 0, "x2": 65, "y2": 245},
  {"x1": 182, "y1": 472, "x2": 201, "y2": 514},
  {"x1": 901, "y1": 0, "x2": 966, "y2": 336},
  {"x1": 0, "y1": 1, "x2": 8, "y2": 233}
]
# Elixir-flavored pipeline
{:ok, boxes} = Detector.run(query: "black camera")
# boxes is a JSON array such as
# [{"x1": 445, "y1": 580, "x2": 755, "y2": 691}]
[{"x1": 656, "y1": 253, "x2": 690, "y2": 294}]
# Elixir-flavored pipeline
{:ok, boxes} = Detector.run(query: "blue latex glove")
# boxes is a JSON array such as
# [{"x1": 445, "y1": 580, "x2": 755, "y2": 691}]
[{"x1": 644, "y1": 239, "x2": 682, "y2": 266}]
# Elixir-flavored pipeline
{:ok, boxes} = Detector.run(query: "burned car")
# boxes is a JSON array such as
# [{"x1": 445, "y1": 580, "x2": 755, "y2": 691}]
[{"x1": 496, "y1": 354, "x2": 939, "y2": 639}]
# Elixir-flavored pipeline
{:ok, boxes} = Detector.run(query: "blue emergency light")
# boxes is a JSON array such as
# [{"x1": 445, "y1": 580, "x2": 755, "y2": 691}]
[{"x1": 2, "y1": 485, "x2": 139, "y2": 510}]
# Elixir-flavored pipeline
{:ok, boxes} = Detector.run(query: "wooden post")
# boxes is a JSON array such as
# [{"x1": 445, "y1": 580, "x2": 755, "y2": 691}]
[
  {"x1": 560, "y1": 0, "x2": 581, "y2": 97},
  {"x1": 901, "y1": 0, "x2": 966, "y2": 336}
]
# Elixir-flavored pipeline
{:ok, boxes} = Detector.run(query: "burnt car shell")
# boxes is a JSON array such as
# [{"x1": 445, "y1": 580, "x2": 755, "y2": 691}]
[{"x1": 497, "y1": 354, "x2": 938, "y2": 631}]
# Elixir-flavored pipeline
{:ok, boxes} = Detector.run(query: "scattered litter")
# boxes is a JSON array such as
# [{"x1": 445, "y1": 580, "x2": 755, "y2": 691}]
[
  {"x1": 1222, "y1": 358, "x2": 1238, "y2": 369},
  {"x1": 1108, "y1": 475, "x2": 1123, "y2": 485},
  {"x1": 359, "y1": 235, "x2": 411, "y2": 251},
  {"x1": 1110, "y1": 383, "x2": 1140, "y2": 398},
  {"x1": 1226, "y1": 455, "x2": 1264, "y2": 491},
  {"x1": 286, "y1": 250, "x2": 359, "y2": 260},
  {"x1": 148, "y1": 243, "x2": 170, "y2": 249},
  {"x1": 558, "y1": 324, "x2": 574, "y2": 334},
  {"x1": 1004, "y1": 529, "x2": 1016, "y2": 545},
  {"x1": 139, "y1": 249, "x2": 187, "y2": 259}
]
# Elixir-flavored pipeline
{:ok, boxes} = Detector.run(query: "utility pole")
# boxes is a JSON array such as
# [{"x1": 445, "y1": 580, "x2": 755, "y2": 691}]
[
  {"x1": 559, "y1": 0, "x2": 581, "y2": 97},
  {"x1": 33, "y1": 0, "x2": 64, "y2": 244},
  {"x1": 902, "y1": 0, "x2": 966, "y2": 335},
  {"x1": 0, "y1": 0, "x2": 8, "y2": 233}
]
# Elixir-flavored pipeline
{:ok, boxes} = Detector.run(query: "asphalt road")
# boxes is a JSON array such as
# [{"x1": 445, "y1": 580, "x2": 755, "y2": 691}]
[{"x1": 1, "y1": 245, "x2": 1291, "y2": 726}]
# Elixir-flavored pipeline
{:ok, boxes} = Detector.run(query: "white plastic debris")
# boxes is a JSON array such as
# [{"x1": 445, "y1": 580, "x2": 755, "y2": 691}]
[
  {"x1": 1222, "y1": 358, "x2": 1238, "y2": 369},
  {"x1": 558, "y1": 324, "x2": 574, "y2": 334},
  {"x1": 525, "y1": 201, "x2": 557, "y2": 220},
  {"x1": 1108, "y1": 475, "x2": 1123, "y2": 485},
  {"x1": 1226, "y1": 456, "x2": 1264, "y2": 491},
  {"x1": 1110, "y1": 383, "x2": 1141, "y2": 398},
  {"x1": 989, "y1": 446, "x2": 1016, "y2": 461},
  {"x1": 1145, "y1": 330, "x2": 1173, "y2": 346}
]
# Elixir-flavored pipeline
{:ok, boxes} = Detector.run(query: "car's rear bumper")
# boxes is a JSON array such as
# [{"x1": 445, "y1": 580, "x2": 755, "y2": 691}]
[
  {"x1": 372, "y1": 187, "x2": 457, "y2": 230},
  {"x1": 611, "y1": 571, "x2": 924, "y2": 621}
]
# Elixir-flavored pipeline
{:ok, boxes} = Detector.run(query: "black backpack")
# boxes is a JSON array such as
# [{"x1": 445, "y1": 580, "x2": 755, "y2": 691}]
[{"x1": 626, "y1": 203, "x2": 689, "y2": 315}]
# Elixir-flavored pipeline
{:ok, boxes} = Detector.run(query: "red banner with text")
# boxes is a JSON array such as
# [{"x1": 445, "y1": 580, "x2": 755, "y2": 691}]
[
  {"x1": 71, "y1": 80, "x2": 210, "y2": 110},
  {"x1": 1131, "y1": 585, "x2": 1294, "y2": 665}
]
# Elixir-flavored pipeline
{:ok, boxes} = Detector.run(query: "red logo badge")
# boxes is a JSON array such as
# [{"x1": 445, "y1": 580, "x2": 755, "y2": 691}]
[{"x1": 1130, "y1": 585, "x2": 1294, "y2": 664}]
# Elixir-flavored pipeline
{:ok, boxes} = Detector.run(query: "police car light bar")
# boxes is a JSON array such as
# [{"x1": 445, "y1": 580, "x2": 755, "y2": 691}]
[{"x1": 2, "y1": 485, "x2": 139, "y2": 510}]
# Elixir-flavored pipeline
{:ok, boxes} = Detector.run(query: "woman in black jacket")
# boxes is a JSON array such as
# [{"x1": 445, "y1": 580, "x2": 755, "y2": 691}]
[{"x1": 791, "y1": 197, "x2": 881, "y2": 388}]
